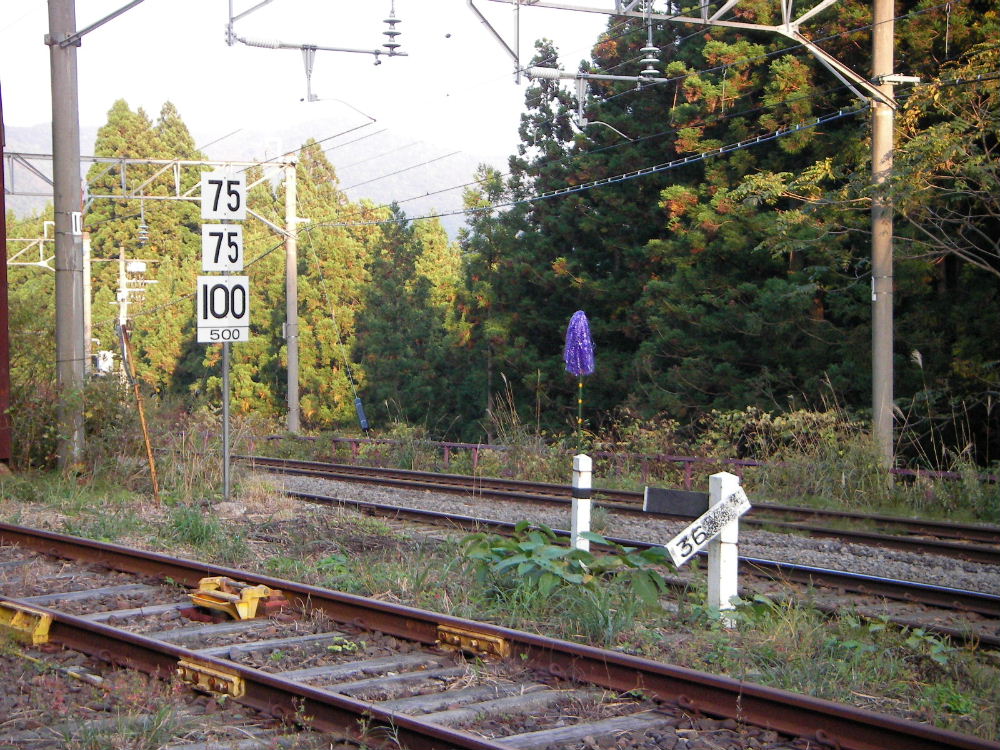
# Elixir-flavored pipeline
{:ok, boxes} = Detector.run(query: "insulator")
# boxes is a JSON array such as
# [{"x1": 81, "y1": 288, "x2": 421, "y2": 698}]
[
  {"x1": 383, "y1": 6, "x2": 401, "y2": 54},
  {"x1": 235, "y1": 35, "x2": 280, "y2": 49},
  {"x1": 138, "y1": 223, "x2": 149, "y2": 244},
  {"x1": 354, "y1": 397, "x2": 370, "y2": 431}
]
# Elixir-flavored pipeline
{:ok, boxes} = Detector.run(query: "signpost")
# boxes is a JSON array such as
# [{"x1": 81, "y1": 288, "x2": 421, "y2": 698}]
[
  {"x1": 662, "y1": 472, "x2": 751, "y2": 622},
  {"x1": 198, "y1": 171, "x2": 248, "y2": 502}
]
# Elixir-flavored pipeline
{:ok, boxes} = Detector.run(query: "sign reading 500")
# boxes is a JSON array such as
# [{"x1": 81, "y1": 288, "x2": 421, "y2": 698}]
[{"x1": 197, "y1": 275, "x2": 250, "y2": 343}]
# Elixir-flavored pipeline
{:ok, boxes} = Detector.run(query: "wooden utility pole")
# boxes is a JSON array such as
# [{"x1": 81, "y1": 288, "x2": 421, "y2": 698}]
[
  {"x1": 871, "y1": 0, "x2": 896, "y2": 466},
  {"x1": 47, "y1": 0, "x2": 86, "y2": 468}
]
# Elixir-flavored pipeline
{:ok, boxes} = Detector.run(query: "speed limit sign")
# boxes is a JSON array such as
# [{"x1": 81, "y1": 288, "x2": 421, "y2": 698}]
[
  {"x1": 201, "y1": 224, "x2": 244, "y2": 272},
  {"x1": 200, "y1": 171, "x2": 246, "y2": 221},
  {"x1": 197, "y1": 275, "x2": 250, "y2": 343}
]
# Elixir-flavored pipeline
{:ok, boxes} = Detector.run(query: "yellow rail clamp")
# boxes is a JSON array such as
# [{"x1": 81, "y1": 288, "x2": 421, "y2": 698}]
[
  {"x1": 177, "y1": 659, "x2": 246, "y2": 698},
  {"x1": 188, "y1": 576, "x2": 282, "y2": 620},
  {"x1": 437, "y1": 624, "x2": 510, "y2": 659},
  {"x1": 0, "y1": 602, "x2": 53, "y2": 645}
]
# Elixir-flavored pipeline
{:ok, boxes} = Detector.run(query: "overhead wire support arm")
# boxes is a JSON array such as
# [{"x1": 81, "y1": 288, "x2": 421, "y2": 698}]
[
  {"x1": 52, "y1": 0, "x2": 148, "y2": 48},
  {"x1": 233, "y1": 35, "x2": 408, "y2": 59},
  {"x1": 482, "y1": 0, "x2": 893, "y2": 105}
]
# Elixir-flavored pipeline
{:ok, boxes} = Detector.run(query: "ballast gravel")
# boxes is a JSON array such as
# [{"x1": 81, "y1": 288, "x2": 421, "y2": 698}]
[{"x1": 275, "y1": 474, "x2": 1000, "y2": 597}]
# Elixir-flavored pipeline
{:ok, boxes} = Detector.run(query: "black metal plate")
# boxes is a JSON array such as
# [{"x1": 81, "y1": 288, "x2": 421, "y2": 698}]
[{"x1": 643, "y1": 487, "x2": 710, "y2": 518}]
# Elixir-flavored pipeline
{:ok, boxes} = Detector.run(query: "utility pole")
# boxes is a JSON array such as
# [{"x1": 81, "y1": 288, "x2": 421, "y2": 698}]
[
  {"x1": 284, "y1": 160, "x2": 300, "y2": 433},
  {"x1": 871, "y1": 0, "x2": 895, "y2": 465},
  {"x1": 47, "y1": 0, "x2": 86, "y2": 468},
  {"x1": 82, "y1": 233, "x2": 92, "y2": 373}
]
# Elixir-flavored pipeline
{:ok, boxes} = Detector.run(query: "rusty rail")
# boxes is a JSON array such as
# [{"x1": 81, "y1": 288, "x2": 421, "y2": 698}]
[{"x1": 1, "y1": 521, "x2": 997, "y2": 750}]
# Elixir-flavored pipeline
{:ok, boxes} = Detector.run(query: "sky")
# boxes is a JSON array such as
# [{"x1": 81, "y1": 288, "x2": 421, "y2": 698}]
[{"x1": 1, "y1": 0, "x2": 611, "y2": 170}]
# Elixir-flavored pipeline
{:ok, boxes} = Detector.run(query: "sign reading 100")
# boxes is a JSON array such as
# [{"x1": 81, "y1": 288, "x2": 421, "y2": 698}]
[{"x1": 197, "y1": 276, "x2": 250, "y2": 343}]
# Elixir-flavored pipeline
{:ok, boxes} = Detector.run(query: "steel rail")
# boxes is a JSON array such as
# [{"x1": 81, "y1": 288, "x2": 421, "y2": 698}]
[
  {"x1": 0, "y1": 595, "x2": 504, "y2": 750},
  {"x1": 278, "y1": 490, "x2": 1000, "y2": 621},
  {"x1": 293, "y1": 496, "x2": 1000, "y2": 649},
  {"x1": 0, "y1": 521, "x2": 996, "y2": 750},
  {"x1": 242, "y1": 456, "x2": 1000, "y2": 557}
]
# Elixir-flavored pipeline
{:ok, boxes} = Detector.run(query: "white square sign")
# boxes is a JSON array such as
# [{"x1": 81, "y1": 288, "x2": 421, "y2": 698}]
[
  {"x1": 200, "y1": 171, "x2": 246, "y2": 221},
  {"x1": 197, "y1": 275, "x2": 250, "y2": 343},
  {"x1": 201, "y1": 224, "x2": 244, "y2": 272}
]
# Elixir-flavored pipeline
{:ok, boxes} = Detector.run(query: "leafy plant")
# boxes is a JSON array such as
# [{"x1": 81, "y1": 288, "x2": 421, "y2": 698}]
[{"x1": 461, "y1": 521, "x2": 671, "y2": 606}]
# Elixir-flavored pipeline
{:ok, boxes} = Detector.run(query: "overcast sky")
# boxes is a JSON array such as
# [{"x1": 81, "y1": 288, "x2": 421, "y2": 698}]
[{"x1": 1, "y1": 1, "x2": 610, "y2": 169}]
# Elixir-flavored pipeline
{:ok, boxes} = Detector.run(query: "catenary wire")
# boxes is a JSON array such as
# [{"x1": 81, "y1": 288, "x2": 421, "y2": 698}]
[
  {"x1": 112, "y1": 61, "x2": 994, "y2": 327},
  {"x1": 342, "y1": 1, "x2": 955, "y2": 205},
  {"x1": 119, "y1": 104, "x2": 864, "y2": 328}
]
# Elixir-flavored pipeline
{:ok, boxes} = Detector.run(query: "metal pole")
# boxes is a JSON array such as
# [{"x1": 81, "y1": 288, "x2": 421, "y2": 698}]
[
  {"x1": 47, "y1": 0, "x2": 86, "y2": 467},
  {"x1": 223, "y1": 341, "x2": 231, "y2": 502},
  {"x1": 571, "y1": 453, "x2": 592, "y2": 551},
  {"x1": 117, "y1": 246, "x2": 127, "y2": 329},
  {"x1": 871, "y1": 0, "x2": 895, "y2": 466},
  {"x1": 82, "y1": 232, "x2": 91, "y2": 373},
  {"x1": 284, "y1": 160, "x2": 300, "y2": 433}
]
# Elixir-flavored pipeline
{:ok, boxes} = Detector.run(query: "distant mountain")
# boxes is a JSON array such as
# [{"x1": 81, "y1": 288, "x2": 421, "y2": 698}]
[{"x1": 4, "y1": 119, "x2": 501, "y2": 239}]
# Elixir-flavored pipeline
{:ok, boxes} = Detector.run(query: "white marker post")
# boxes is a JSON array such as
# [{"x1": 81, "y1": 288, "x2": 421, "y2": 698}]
[
  {"x1": 707, "y1": 472, "x2": 742, "y2": 623},
  {"x1": 664, "y1": 471, "x2": 750, "y2": 625},
  {"x1": 571, "y1": 454, "x2": 592, "y2": 552}
]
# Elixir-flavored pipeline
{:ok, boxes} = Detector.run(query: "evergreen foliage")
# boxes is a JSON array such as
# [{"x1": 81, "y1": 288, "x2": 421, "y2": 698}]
[{"x1": 5, "y1": 1, "x2": 998, "y2": 467}]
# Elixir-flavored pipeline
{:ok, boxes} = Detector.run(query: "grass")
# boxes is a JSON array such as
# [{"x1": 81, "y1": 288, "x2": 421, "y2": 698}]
[{"x1": 3, "y1": 396, "x2": 1000, "y2": 744}]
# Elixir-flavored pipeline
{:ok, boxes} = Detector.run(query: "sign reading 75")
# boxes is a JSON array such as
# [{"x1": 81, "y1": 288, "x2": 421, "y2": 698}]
[{"x1": 200, "y1": 171, "x2": 246, "y2": 221}]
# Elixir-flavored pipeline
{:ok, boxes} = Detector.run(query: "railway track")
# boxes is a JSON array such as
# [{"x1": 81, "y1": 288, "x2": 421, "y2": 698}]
[
  {"x1": 1, "y1": 521, "x2": 997, "y2": 750},
  {"x1": 241, "y1": 456, "x2": 1000, "y2": 565},
  {"x1": 281, "y1": 487, "x2": 1000, "y2": 650}
]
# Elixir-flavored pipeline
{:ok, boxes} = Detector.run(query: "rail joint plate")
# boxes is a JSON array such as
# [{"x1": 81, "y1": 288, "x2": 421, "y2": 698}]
[
  {"x1": 437, "y1": 624, "x2": 510, "y2": 658},
  {"x1": 177, "y1": 658, "x2": 246, "y2": 698}
]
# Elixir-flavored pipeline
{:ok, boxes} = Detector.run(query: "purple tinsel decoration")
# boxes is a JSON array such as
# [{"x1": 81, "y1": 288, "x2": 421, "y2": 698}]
[{"x1": 564, "y1": 310, "x2": 595, "y2": 377}]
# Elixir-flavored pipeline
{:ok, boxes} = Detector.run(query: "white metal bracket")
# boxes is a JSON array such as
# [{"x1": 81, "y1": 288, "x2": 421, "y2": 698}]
[{"x1": 482, "y1": 0, "x2": 895, "y2": 106}]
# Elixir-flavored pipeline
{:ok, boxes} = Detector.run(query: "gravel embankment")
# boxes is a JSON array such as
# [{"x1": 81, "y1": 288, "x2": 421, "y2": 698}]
[{"x1": 276, "y1": 474, "x2": 1000, "y2": 596}]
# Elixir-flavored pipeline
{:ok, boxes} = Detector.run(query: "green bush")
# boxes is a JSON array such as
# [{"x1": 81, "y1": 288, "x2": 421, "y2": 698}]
[{"x1": 461, "y1": 521, "x2": 671, "y2": 606}]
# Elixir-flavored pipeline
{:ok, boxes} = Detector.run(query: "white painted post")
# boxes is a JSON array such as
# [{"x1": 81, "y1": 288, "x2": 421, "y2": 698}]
[
  {"x1": 571, "y1": 454, "x2": 592, "y2": 552},
  {"x1": 707, "y1": 471, "x2": 741, "y2": 624}
]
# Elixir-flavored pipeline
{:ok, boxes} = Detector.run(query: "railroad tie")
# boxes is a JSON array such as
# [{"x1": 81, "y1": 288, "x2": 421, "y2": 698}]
[
  {"x1": 145, "y1": 617, "x2": 275, "y2": 644},
  {"x1": 377, "y1": 681, "x2": 548, "y2": 714},
  {"x1": 496, "y1": 709, "x2": 676, "y2": 750},
  {"x1": 194, "y1": 629, "x2": 350, "y2": 658},
  {"x1": 278, "y1": 652, "x2": 449, "y2": 683},
  {"x1": 81, "y1": 601, "x2": 188, "y2": 622},
  {"x1": 323, "y1": 665, "x2": 469, "y2": 699},
  {"x1": 420, "y1": 687, "x2": 601, "y2": 727},
  {"x1": 19, "y1": 583, "x2": 161, "y2": 605}
]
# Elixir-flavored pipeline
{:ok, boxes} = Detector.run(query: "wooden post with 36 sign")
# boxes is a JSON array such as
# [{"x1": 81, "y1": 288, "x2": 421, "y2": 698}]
[{"x1": 199, "y1": 170, "x2": 248, "y2": 502}]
